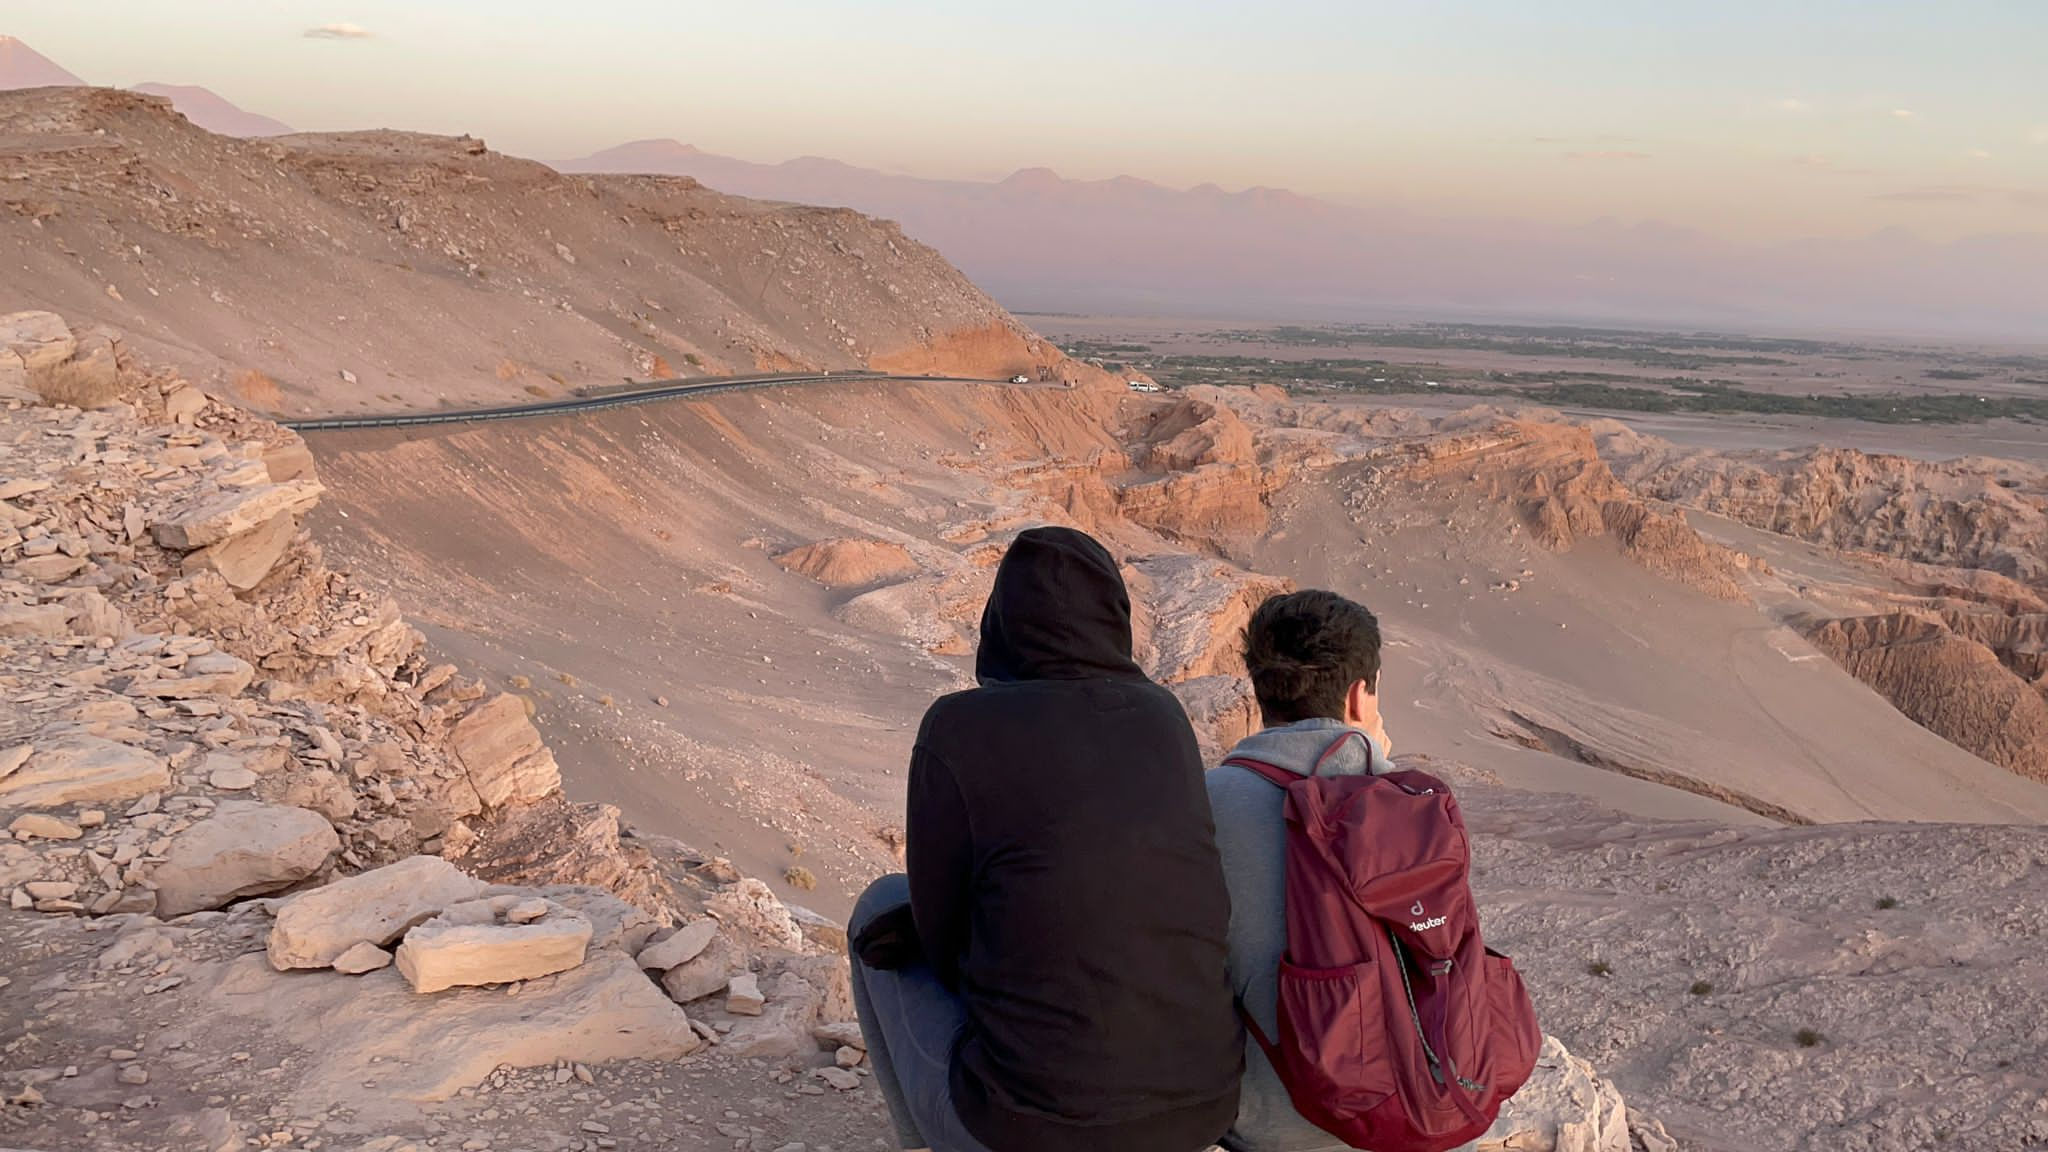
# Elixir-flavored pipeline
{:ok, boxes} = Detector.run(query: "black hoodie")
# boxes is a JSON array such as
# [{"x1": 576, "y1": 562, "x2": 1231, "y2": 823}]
[{"x1": 908, "y1": 526, "x2": 1243, "y2": 1152}]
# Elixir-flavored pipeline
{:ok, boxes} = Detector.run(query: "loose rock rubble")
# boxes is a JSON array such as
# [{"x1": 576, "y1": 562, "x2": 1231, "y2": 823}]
[{"x1": 0, "y1": 313, "x2": 892, "y2": 1148}]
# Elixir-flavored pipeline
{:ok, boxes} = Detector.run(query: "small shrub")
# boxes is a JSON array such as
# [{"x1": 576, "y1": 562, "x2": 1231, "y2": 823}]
[
  {"x1": 597, "y1": 694, "x2": 614, "y2": 708},
  {"x1": 784, "y1": 866, "x2": 817, "y2": 891},
  {"x1": 508, "y1": 674, "x2": 532, "y2": 690},
  {"x1": 524, "y1": 384, "x2": 551, "y2": 398},
  {"x1": 556, "y1": 672, "x2": 577, "y2": 687},
  {"x1": 684, "y1": 353, "x2": 703, "y2": 367},
  {"x1": 1689, "y1": 980, "x2": 1714, "y2": 996},
  {"x1": 1795, "y1": 1029, "x2": 1825, "y2": 1049},
  {"x1": 1875, "y1": 896, "x2": 1899, "y2": 910},
  {"x1": 1586, "y1": 960, "x2": 1613, "y2": 978},
  {"x1": 28, "y1": 359, "x2": 125, "y2": 409}
]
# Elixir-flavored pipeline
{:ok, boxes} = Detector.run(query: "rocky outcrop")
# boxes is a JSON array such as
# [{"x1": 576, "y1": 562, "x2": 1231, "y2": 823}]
[
  {"x1": 1481, "y1": 1036, "x2": 1633, "y2": 1152},
  {"x1": 1387, "y1": 418, "x2": 1754, "y2": 602},
  {"x1": 775, "y1": 538, "x2": 920, "y2": 588},
  {"x1": 1804, "y1": 613, "x2": 2048, "y2": 782},
  {"x1": 1600, "y1": 429, "x2": 2048, "y2": 592},
  {"x1": 448, "y1": 692, "x2": 564, "y2": 809},
  {"x1": 1129, "y1": 554, "x2": 1291, "y2": 682},
  {"x1": 1130, "y1": 394, "x2": 1258, "y2": 472},
  {"x1": 219, "y1": 907, "x2": 705, "y2": 1108},
  {"x1": 1941, "y1": 608, "x2": 2048, "y2": 687}
]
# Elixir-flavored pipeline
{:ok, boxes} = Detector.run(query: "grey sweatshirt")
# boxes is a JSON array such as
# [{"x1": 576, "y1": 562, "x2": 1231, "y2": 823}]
[{"x1": 1205, "y1": 718, "x2": 1395, "y2": 1152}]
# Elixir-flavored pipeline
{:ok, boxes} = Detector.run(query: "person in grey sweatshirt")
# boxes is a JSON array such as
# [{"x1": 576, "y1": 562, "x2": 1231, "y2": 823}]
[{"x1": 1208, "y1": 589, "x2": 1471, "y2": 1152}]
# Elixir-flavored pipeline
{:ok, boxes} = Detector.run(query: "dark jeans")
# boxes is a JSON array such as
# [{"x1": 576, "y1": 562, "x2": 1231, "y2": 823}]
[{"x1": 848, "y1": 874, "x2": 995, "y2": 1152}]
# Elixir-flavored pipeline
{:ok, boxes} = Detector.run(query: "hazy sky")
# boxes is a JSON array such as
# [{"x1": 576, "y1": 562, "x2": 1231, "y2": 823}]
[{"x1": 10, "y1": 1, "x2": 2047, "y2": 243}]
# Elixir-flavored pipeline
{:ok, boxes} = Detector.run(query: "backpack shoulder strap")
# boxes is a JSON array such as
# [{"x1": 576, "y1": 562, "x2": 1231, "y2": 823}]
[{"x1": 1221, "y1": 756, "x2": 1298, "y2": 790}]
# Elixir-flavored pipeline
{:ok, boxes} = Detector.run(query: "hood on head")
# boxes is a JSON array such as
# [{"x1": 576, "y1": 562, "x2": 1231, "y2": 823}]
[{"x1": 976, "y1": 527, "x2": 1142, "y2": 683}]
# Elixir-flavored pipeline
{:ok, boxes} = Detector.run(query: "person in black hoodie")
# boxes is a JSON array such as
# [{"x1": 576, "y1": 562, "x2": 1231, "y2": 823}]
[{"x1": 848, "y1": 525, "x2": 1243, "y2": 1152}]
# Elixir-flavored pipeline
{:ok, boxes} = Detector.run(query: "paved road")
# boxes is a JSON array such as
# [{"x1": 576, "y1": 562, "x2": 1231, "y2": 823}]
[{"x1": 282, "y1": 371, "x2": 1003, "y2": 432}]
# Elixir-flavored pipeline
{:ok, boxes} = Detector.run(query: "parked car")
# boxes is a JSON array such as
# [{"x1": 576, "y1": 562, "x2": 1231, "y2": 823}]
[{"x1": 1009, "y1": 374, "x2": 1031, "y2": 384}]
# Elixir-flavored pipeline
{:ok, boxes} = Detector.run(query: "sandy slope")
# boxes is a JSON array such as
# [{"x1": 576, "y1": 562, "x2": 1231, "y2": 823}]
[
  {"x1": 302, "y1": 378, "x2": 2048, "y2": 929},
  {"x1": 1253, "y1": 460, "x2": 2048, "y2": 825},
  {"x1": 306, "y1": 378, "x2": 1124, "y2": 903}
]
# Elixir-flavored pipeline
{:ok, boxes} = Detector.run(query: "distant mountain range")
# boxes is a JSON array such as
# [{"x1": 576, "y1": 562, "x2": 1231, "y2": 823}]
[
  {"x1": 565, "y1": 140, "x2": 2048, "y2": 339},
  {"x1": 1, "y1": 35, "x2": 292, "y2": 137},
  {"x1": 4, "y1": 34, "x2": 2042, "y2": 338}
]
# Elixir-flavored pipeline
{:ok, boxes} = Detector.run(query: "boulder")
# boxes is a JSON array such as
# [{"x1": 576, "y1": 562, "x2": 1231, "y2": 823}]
[
  {"x1": 721, "y1": 972, "x2": 824, "y2": 1059},
  {"x1": 814, "y1": 1022, "x2": 866, "y2": 1052},
  {"x1": 0, "y1": 602, "x2": 69, "y2": 638},
  {"x1": 268, "y1": 855, "x2": 487, "y2": 970},
  {"x1": 659, "y1": 931, "x2": 747, "y2": 1004},
  {"x1": 782, "y1": 952, "x2": 856, "y2": 1024},
  {"x1": 262, "y1": 440, "x2": 318, "y2": 483},
  {"x1": 0, "y1": 357, "x2": 28, "y2": 401},
  {"x1": 13, "y1": 553, "x2": 88, "y2": 583},
  {"x1": 636, "y1": 918, "x2": 718, "y2": 972},
  {"x1": 182, "y1": 510, "x2": 298, "y2": 590},
  {"x1": 215, "y1": 947, "x2": 700, "y2": 1108},
  {"x1": 394, "y1": 899, "x2": 593, "y2": 994},
  {"x1": 0, "y1": 735, "x2": 168, "y2": 809},
  {"x1": 277, "y1": 768, "x2": 358, "y2": 822},
  {"x1": 126, "y1": 652, "x2": 255, "y2": 699},
  {"x1": 61, "y1": 588, "x2": 129, "y2": 639},
  {"x1": 153, "y1": 480, "x2": 323, "y2": 551},
  {"x1": 163, "y1": 385, "x2": 208, "y2": 424},
  {"x1": 152, "y1": 802, "x2": 340, "y2": 918},
  {"x1": 208, "y1": 764, "x2": 258, "y2": 791},
  {"x1": 0, "y1": 311, "x2": 75, "y2": 372},
  {"x1": 1479, "y1": 1036, "x2": 1631, "y2": 1152},
  {"x1": 705, "y1": 877, "x2": 804, "y2": 952},
  {"x1": 333, "y1": 941, "x2": 394, "y2": 974},
  {"x1": 64, "y1": 331, "x2": 122, "y2": 402},
  {"x1": 448, "y1": 693, "x2": 561, "y2": 808},
  {"x1": 9, "y1": 813, "x2": 82, "y2": 841},
  {"x1": 725, "y1": 971, "x2": 767, "y2": 1016}
]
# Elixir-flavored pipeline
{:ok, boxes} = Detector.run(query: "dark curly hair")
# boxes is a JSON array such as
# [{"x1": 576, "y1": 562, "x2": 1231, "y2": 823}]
[{"x1": 1242, "y1": 590, "x2": 1382, "y2": 726}]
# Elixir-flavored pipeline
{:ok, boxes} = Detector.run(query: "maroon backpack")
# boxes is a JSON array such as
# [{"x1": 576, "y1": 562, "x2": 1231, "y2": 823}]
[{"x1": 1223, "y1": 734, "x2": 1541, "y2": 1152}]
